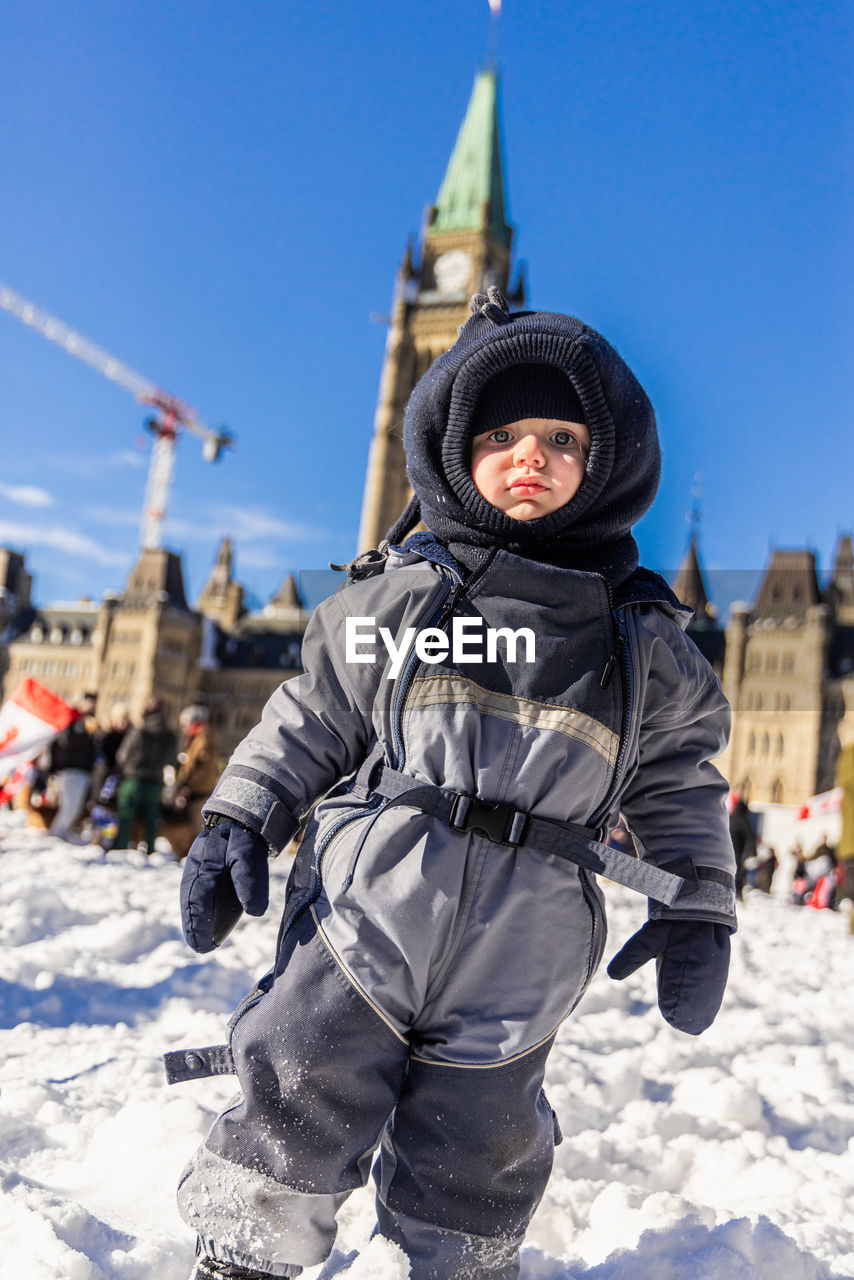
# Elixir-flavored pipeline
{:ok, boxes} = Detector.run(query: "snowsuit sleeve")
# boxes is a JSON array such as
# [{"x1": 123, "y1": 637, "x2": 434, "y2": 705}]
[
  {"x1": 201, "y1": 588, "x2": 388, "y2": 851},
  {"x1": 618, "y1": 609, "x2": 737, "y2": 931}
]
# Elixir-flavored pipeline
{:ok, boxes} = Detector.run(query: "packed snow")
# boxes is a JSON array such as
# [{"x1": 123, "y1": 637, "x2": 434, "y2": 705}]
[{"x1": 1, "y1": 808, "x2": 852, "y2": 1280}]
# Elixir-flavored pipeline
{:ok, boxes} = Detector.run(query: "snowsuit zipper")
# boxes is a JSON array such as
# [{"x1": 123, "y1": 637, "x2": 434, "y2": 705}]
[
  {"x1": 590, "y1": 597, "x2": 634, "y2": 831},
  {"x1": 391, "y1": 550, "x2": 496, "y2": 771}
]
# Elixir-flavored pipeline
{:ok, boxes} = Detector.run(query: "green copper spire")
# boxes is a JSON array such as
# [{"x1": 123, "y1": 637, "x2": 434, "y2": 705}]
[{"x1": 429, "y1": 68, "x2": 511, "y2": 247}]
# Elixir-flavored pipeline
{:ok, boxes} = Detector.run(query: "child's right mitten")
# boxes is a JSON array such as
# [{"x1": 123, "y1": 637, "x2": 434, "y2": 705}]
[
  {"x1": 606, "y1": 919, "x2": 731, "y2": 1035},
  {"x1": 180, "y1": 819, "x2": 270, "y2": 953}
]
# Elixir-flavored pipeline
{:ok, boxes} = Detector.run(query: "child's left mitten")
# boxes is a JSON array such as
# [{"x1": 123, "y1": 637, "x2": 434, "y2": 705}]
[
  {"x1": 180, "y1": 820, "x2": 270, "y2": 954},
  {"x1": 607, "y1": 919, "x2": 731, "y2": 1035}
]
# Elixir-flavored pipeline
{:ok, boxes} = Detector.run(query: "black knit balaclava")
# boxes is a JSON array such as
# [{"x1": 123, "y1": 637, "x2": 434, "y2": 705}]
[{"x1": 397, "y1": 288, "x2": 661, "y2": 585}]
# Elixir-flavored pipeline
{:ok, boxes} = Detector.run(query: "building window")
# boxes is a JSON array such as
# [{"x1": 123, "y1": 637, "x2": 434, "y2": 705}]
[
  {"x1": 782, "y1": 653, "x2": 795, "y2": 672},
  {"x1": 776, "y1": 733, "x2": 784, "y2": 757},
  {"x1": 761, "y1": 733, "x2": 770, "y2": 757},
  {"x1": 748, "y1": 732, "x2": 756, "y2": 755},
  {"x1": 755, "y1": 693, "x2": 763, "y2": 710},
  {"x1": 782, "y1": 694, "x2": 790, "y2": 711},
  {"x1": 766, "y1": 653, "x2": 778, "y2": 672},
  {"x1": 770, "y1": 778, "x2": 784, "y2": 803}
]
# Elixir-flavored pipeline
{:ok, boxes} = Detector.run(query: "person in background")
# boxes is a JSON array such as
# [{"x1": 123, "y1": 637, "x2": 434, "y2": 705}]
[
  {"x1": 114, "y1": 697, "x2": 177, "y2": 853},
  {"x1": 729, "y1": 791, "x2": 756, "y2": 901},
  {"x1": 174, "y1": 705, "x2": 220, "y2": 809},
  {"x1": 48, "y1": 694, "x2": 97, "y2": 840},
  {"x1": 90, "y1": 704, "x2": 130, "y2": 809},
  {"x1": 752, "y1": 843, "x2": 778, "y2": 894},
  {"x1": 835, "y1": 735, "x2": 854, "y2": 918},
  {"x1": 606, "y1": 822, "x2": 634, "y2": 854},
  {"x1": 790, "y1": 843, "x2": 809, "y2": 904},
  {"x1": 159, "y1": 706, "x2": 222, "y2": 859}
]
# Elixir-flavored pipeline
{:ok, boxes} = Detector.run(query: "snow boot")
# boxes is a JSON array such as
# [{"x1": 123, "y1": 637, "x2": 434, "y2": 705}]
[{"x1": 189, "y1": 1246, "x2": 302, "y2": 1279}]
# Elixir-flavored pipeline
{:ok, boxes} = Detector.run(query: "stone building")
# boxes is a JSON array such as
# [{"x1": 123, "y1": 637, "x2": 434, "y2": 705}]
[
  {"x1": 1, "y1": 540, "x2": 308, "y2": 759},
  {"x1": 358, "y1": 66, "x2": 525, "y2": 551},
  {"x1": 714, "y1": 538, "x2": 854, "y2": 804}
]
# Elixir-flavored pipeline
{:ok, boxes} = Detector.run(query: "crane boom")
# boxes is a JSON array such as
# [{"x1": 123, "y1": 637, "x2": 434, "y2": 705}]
[
  {"x1": 0, "y1": 280, "x2": 233, "y2": 549},
  {"x1": 0, "y1": 282, "x2": 156, "y2": 402}
]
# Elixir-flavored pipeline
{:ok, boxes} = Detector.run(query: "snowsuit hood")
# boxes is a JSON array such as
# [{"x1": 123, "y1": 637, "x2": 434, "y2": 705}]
[{"x1": 401, "y1": 290, "x2": 661, "y2": 584}]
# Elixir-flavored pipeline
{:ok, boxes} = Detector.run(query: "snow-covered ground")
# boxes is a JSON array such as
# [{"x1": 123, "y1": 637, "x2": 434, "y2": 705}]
[{"x1": 1, "y1": 809, "x2": 852, "y2": 1280}]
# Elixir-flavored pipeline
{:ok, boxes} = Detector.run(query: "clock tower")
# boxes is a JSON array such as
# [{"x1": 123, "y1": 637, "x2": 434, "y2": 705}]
[{"x1": 358, "y1": 67, "x2": 525, "y2": 551}]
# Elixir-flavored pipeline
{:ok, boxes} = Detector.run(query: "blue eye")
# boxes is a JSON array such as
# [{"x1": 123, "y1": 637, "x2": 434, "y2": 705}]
[
  {"x1": 489, "y1": 429, "x2": 512, "y2": 444},
  {"x1": 552, "y1": 431, "x2": 573, "y2": 446}
]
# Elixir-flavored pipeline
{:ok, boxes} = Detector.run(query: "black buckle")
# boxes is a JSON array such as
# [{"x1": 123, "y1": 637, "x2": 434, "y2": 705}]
[{"x1": 449, "y1": 794, "x2": 530, "y2": 847}]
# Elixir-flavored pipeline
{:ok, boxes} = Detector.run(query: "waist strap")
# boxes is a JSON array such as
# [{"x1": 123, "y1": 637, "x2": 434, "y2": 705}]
[{"x1": 353, "y1": 756, "x2": 687, "y2": 907}]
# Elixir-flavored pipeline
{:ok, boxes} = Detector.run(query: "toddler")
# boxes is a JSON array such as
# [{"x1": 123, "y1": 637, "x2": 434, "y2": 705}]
[{"x1": 171, "y1": 289, "x2": 736, "y2": 1280}]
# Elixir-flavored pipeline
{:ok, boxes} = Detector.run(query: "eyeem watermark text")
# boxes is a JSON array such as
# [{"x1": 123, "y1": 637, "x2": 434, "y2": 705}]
[{"x1": 345, "y1": 617, "x2": 536, "y2": 679}]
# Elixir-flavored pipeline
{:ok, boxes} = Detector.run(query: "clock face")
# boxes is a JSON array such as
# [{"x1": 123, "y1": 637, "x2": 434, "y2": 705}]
[{"x1": 434, "y1": 249, "x2": 472, "y2": 296}]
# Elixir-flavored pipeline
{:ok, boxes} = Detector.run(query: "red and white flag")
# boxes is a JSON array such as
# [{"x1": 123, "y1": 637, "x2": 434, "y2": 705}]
[
  {"x1": 796, "y1": 787, "x2": 843, "y2": 822},
  {"x1": 0, "y1": 679, "x2": 76, "y2": 795}
]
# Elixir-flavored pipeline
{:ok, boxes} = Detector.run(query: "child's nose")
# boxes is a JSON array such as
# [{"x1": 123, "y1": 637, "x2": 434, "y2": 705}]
[{"x1": 513, "y1": 435, "x2": 545, "y2": 466}]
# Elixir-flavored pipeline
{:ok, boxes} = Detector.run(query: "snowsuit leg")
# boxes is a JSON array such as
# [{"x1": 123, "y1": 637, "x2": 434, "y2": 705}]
[
  {"x1": 178, "y1": 905, "x2": 561, "y2": 1279},
  {"x1": 374, "y1": 1042, "x2": 559, "y2": 1280},
  {"x1": 177, "y1": 909, "x2": 411, "y2": 1276}
]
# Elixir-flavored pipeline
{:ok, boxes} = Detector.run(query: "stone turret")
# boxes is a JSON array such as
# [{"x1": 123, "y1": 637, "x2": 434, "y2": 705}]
[
  {"x1": 672, "y1": 535, "x2": 717, "y2": 625},
  {"x1": 829, "y1": 534, "x2": 854, "y2": 625},
  {"x1": 198, "y1": 538, "x2": 245, "y2": 632}
]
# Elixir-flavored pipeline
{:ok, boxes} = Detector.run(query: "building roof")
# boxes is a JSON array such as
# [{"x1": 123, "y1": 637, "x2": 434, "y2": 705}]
[
  {"x1": 123, "y1": 549, "x2": 189, "y2": 610},
  {"x1": 752, "y1": 550, "x2": 821, "y2": 621},
  {"x1": 266, "y1": 572, "x2": 305, "y2": 613},
  {"x1": 10, "y1": 603, "x2": 99, "y2": 647},
  {"x1": 429, "y1": 68, "x2": 511, "y2": 247},
  {"x1": 213, "y1": 623, "x2": 303, "y2": 670}
]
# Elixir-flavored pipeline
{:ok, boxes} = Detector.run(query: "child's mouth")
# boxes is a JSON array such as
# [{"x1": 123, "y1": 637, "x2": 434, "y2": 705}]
[{"x1": 510, "y1": 481, "x2": 546, "y2": 494}]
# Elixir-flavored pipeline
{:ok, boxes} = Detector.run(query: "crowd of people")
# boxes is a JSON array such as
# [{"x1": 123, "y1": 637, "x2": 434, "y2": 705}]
[
  {"x1": 729, "y1": 786, "x2": 854, "y2": 915},
  {"x1": 14, "y1": 696, "x2": 220, "y2": 859}
]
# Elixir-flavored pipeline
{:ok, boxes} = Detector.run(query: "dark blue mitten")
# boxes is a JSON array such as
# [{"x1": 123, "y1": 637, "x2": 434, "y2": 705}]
[
  {"x1": 181, "y1": 821, "x2": 270, "y2": 953},
  {"x1": 607, "y1": 919, "x2": 731, "y2": 1035}
]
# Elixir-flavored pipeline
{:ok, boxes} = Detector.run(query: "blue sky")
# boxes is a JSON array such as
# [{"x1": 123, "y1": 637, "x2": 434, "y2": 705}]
[{"x1": 1, "y1": 0, "x2": 850, "y2": 615}]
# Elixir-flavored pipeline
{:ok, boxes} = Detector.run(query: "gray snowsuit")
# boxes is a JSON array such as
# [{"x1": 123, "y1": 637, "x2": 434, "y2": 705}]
[{"x1": 173, "y1": 533, "x2": 736, "y2": 1279}]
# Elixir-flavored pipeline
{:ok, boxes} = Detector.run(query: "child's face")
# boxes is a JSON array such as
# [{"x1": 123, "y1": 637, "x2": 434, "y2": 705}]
[{"x1": 470, "y1": 418, "x2": 590, "y2": 521}]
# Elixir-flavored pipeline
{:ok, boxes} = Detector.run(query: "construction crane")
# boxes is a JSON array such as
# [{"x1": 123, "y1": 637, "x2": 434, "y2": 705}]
[{"x1": 0, "y1": 281, "x2": 233, "y2": 550}]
